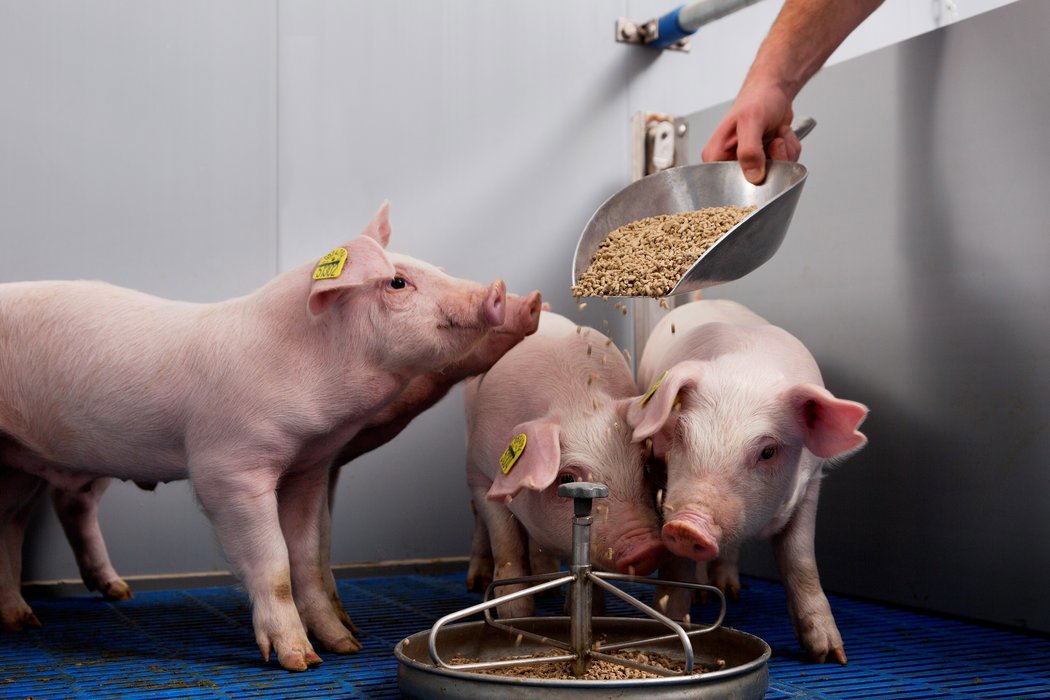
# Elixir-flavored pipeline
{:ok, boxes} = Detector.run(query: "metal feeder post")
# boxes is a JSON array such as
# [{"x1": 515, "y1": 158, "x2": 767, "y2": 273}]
[{"x1": 562, "y1": 481, "x2": 608, "y2": 676}]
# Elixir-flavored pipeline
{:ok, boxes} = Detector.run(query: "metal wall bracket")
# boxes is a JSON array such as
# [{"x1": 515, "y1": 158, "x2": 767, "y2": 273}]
[
  {"x1": 630, "y1": 112, "x2": 690, "y2": 181},
  {"x1": 615, "y1": 17, "x2": 691, "y2": 52}
]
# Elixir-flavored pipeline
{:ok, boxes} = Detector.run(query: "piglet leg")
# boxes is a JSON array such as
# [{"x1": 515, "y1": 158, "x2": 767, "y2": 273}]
[
  {"x1": 653, "y1": 552, "x2": 695, "y2": 620},
  {"x1": 466, "y1": 499, "x2": 494, "y2": 593},
  {"x1": 50, "y1": 479, "x2": 131, "y2": 601},
  {"x1": 470, "y1": 486, "x2": 532, "y2": 619},
  {"x1": 319, "y1": 464, "x2": 357, "y2": 633},
  {"x1": 278, "y1": 467, "x2": 360, "y2": 654},
  {"x1": 708, "y1": 545, "x2": 741, "y2": 601},
  {"x1": 773, "y1": 479, "x2": 847, "y2": 664},
  {"x1": 192, "y1": 458, "x2": 321, "y2": 672},
  {"x1": 0, "y1": 466, "x2": 45, "y2": 631}
]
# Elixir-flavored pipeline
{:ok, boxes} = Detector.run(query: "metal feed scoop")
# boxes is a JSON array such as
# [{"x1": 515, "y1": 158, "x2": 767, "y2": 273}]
[{"x1": 572, "y1": 119, "x2": 814, "y2": 298}]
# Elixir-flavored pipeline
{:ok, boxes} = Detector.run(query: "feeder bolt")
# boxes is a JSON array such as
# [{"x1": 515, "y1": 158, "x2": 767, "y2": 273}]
[{"x1": 558, "y1": 481, "x2": 609, "y2": 517}]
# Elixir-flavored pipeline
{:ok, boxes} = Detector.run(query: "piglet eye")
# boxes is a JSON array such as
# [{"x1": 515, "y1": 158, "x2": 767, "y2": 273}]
[
  {"x1": 759, "y1": 446, "x2": 777, "y2": 461},
  {"x1": 390, "y1": 276, "x2": 407, "y2": 289}
]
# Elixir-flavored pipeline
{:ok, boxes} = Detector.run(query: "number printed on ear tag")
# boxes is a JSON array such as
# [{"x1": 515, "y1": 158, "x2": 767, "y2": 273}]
[
  {"x1": 313, "y1": 247, "x2": 348, "y2": 280},
  {"x1": 499, "y1": 433, "x2": 527, "y2": 474}
]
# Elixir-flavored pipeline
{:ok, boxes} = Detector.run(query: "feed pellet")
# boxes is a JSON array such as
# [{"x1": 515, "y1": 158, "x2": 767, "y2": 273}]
[
  {"x1": 451, "y1": 649, "x2": 694, "y2": 680},
  {"x1": 572, "y1": 205, "x2": 755, "y2": 299}
]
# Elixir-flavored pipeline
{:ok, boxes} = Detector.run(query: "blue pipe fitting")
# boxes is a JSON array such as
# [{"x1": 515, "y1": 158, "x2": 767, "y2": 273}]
[{"x1": 648, "y1": 5, "x2": 696, "y2": 49}]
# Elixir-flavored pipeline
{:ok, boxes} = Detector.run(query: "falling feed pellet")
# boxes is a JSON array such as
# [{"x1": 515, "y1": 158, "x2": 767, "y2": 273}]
[{"x1": 572, "y1": 205, "x2": 756, "y2": 299}]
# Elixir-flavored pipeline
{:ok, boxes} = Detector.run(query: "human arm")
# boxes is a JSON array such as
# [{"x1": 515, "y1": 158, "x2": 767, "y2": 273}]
[{"x1": 702, "y1": 0, "x2": 885, "y2": 183}]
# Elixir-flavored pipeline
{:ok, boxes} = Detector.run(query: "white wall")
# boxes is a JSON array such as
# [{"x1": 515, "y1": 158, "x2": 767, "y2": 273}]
[
  {"x1": 1, "y1": 0, "x2": 1024, "y2": 602},
  {"x1": 1, "y1": 0, "x2": 277, "y2": 580}
]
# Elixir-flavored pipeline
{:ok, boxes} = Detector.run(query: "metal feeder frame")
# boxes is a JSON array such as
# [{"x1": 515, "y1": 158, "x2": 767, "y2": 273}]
[{"x1": 427, "y1": 481, "x2": 727, "y2": 678}]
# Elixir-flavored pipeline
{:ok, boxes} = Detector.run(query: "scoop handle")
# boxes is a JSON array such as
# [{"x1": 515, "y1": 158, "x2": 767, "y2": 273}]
[{"x1": 792, "y1": 117, "x2": 817, "y2": 141}]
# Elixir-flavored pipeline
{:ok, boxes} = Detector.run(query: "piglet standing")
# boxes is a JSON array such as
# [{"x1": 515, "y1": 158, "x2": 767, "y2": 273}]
[
  {"x1": 35, "y1": 290, "x2": 543, "y2": 633},
  {"x1": 629, "y1": 299, "x2": 868, "y2": 664},
  {"x1": 464, "y1": 311, "x2": 664, "y2": 617},
  {"x1": 0, "y1": 202, "x2": 506, "y2": 671}
]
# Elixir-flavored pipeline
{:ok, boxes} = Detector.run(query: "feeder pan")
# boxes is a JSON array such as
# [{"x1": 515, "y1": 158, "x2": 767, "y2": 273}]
[{"x1": 395, "y1": 482, "x2": 770, "y2": 698}]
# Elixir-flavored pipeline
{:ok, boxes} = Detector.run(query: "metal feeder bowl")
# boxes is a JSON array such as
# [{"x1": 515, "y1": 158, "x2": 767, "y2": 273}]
[{"x1": 395, "y1": 482, "x2": 770, "y2": 698}]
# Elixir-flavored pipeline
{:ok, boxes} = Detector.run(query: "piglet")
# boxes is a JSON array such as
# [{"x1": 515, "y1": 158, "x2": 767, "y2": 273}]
[
  {"x1": 629, "y1": 299, "x2": 868, "y2": 664},
  {"x1": 0, "y1": 201, "x2": 505, "y2": 670},
  {"x1": 464, "y1": 311, "x2": 664, "y2": 617}
]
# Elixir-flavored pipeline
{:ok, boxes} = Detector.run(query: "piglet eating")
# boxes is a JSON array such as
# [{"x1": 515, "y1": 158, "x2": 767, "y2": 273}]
[
  {"x1": 630, "y1": 299, "x2": 868, "y2": 664},
  {"x1": 464, "y1": 311, "x2": 664, "y2": 617}
]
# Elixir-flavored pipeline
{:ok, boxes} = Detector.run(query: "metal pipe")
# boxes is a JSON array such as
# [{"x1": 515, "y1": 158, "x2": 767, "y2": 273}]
[
  {"x1": 648, "y1": 0, "x2": 766, "y2": 49},
  {"x1": 679, "y1": 0, "x2": 766, "y2": 31}
]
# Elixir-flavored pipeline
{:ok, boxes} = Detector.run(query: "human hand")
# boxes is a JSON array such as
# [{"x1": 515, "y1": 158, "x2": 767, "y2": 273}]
[{"x1": 701, "y1": 80, "x2": 802, "y2": 185}]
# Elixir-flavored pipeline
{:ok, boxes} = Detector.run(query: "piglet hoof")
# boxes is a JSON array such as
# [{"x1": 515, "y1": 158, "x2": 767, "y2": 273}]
[
  {"x1": 808, "y1": 646, "x2": 847, "y2": 664},
  {"x1": 2, "y1": 611, "x2": 42, "y2": 632},
  {"x1": 324, "y1": 633, "x2": 363, "y2": 654},
  {"x1": 277, "y1": 647, "x2": 324, "y2": 672},
  {"x1": 338, "y1": 612, "x2": 358, "y2": 634},
  {"x1": 327, "y1": 592, "x2": 358, "y2": 633},
  {"x1": 825, "y1": 646, "x2": 848, "y2": 665},
  {"x1": 797, "y1": 621, "x2": 847, "y2": 665},
  {"x1": 261, "y1": 636, "x2": 323, "y2": 672},
  {"x1": 2, "y1": 598, "x2": 42, "y2": 632},
  {"x1": 101, "y1": 579, "x2": 133, "y2": 602}
]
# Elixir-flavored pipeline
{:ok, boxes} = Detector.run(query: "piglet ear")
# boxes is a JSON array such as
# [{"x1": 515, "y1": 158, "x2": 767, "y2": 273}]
[
  {"x1": 787, "y1": 383, "x2": 869, "y2": 459},
  {"x1": 486, "y1": 419, "x2": 561, "y2": 502},
  {"x1": 626, "y1": 362, "x2": 703, "y2": 443},
  {"x1": 307, "y1": 235, "x2": 395, "y2": 317},
  {"x1": 360, "y1": 200, "x2": 392, "y2": 249}
]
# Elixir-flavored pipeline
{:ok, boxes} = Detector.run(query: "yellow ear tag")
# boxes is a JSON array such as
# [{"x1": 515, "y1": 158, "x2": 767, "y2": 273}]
[
  {"x1": 499, "y1": 433, "x2": 527, "y2": 475},
  {"x1": 639, "y1": 370, "x2": 669, "y2": 407},
  {"x1": 313, "y1": 247, "x2": 348, "y2": 281}
]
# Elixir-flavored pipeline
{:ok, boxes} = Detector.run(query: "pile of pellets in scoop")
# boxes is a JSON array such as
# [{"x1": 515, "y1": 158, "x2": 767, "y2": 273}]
[
  {"x1": 571, "y1": 205, "x2": 756, "y2": 299},
  {"x1": 450, "y1": 649, "x2": 697, "y2": 680}
]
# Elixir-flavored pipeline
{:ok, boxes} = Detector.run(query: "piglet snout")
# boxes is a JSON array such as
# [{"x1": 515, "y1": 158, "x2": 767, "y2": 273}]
[
  {"x1": 614, "y1": 532, "x2": 664, "y2": 576},
  {"x1": 483, "y1": 280, "x2": 506, "y2": 327},
  {"x1": 663, "y1": 515, "x2": 721, "y2": 562}
]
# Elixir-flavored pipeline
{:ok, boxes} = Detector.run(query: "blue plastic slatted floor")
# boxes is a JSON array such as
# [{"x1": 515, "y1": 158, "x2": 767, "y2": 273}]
[{"x1": 3, "y1": 572, "x2": 1048, "y2": 698}]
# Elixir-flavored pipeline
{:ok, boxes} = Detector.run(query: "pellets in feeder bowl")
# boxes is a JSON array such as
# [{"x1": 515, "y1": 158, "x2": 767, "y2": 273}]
[
  {"x1": 572, "y1": 205, "x2": 756, "y2": 299},
  {"x1": 450, "y1": 650, "x2": 690, "y2": 680}
]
